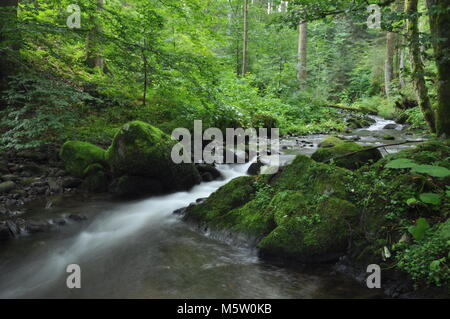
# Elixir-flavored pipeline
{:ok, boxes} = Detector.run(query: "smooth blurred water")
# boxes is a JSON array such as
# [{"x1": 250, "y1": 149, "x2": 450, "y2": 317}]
[{"x1": 0, "y1": 161, "x2": 381, "y2": 299}]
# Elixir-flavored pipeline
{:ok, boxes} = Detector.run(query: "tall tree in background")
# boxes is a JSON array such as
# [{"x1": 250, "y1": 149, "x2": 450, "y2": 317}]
[
  {"x1": 0, "y1": 0, "x2": 19, "y2": 87},
  {"x1": 405, "y1": 0, "x2": 436, "y2": 132},
  {"x1": 385, "y1": 31, "x2": 396, "y2": 96},
  {"x1": 297, "y1": 20, "x2": 307, "y2": 86},
  {"x1": 427, "y1": 0, "x2": 450, "y2": 136},
  {"x1": 242, "y1": 0, "x2": 249, "y2": 76},
  {"x1": 86, "y1": 0, "x2": 106, "y2": 71}
]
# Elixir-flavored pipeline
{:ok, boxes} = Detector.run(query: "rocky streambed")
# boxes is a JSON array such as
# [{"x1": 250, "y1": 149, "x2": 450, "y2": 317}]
[{"x1": 1, "y1": 116, "x2": 443, "y2": 299}]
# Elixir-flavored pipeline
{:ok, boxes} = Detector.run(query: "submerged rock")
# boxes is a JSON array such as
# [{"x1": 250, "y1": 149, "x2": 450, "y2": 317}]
[
  {"x1": 106, "y1": 121, "x2": 201, "y2": 192},
  {"x1": 312, "y1": 138, "x2": 382, "y2": 170}
]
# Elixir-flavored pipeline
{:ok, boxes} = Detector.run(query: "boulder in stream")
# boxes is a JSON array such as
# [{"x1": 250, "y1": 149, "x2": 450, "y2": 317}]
[
  {"x1": 312, "y1": 138, "x2": 382, "y2": 170},
  {"x1": 106, "y1": 121, "x2": 201, "y2": 192},
  {"x1": 183, "y1": 156, "x2": 358, "y2": 263}
]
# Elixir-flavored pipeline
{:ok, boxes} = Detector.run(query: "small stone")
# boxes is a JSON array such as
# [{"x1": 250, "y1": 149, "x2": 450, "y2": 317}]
[
  {"x1": 0, "y1": 181, "x2": 17, "y2": 193},
  {"x1": 68, "y1": 214, "x2": 87, "y2": 222}
]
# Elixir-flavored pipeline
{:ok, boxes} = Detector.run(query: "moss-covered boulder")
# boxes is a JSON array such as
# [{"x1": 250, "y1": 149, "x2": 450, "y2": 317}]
[
  {"x1": 346, "y1": 116, "x2": 376, "y2": 129},
  {"x1": 60, "y1": 141, "x2": 107, "y2": 178},
  {"x1": 382, "y1": 134, "x2": 395, "y2": 141},
  {"x1": 184, "y1": 176, "x2": 257, "y2": 225},
  {"x1": 258, "y1": 193, "x2": 358, "y2": 262},
  {"x1": 82, "y1": 163, "x2": 110, "y2": 193},
  {"x1": 271, "y1": 155, "x2": 352, "y2": 199},
  {"x1": 312, "y1": 139, "x2": 382, "y2": 170},
  {"x1": 184, "y1": 155, "x2": 359, "y2": 262},
  {"x1": 318, "y1": 136, "x2": 345, "y2": 148},
  {"x1": 106, "y1": 121, "x2": 201, "y2": 191},
  {"x1": 109, "y1": 175, "x2": 164, "y2": 197}
]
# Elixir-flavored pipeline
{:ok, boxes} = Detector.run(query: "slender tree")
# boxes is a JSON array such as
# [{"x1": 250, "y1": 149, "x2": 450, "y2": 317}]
[
  {"x1": 0, "y1": 0, "x2": 19, "y2": 86},
  {"x1": 86, "y1": 0, "x2": 106, "y2": 71},
  {"x1": 385, "y1": 31, "x2": 397, "y2": 96},
  {"x1": 297, "y1": 20, "x2": 307, "y2": 86},
  {"x1": 405, "y1": 0, "x2": 436, "y2": 132},
  {"x1": 241, "y1": 0, "x2": 249, "y2": 76},
  {"x1": 426, "y1": 0, "x2": 450, "y2": 136}
]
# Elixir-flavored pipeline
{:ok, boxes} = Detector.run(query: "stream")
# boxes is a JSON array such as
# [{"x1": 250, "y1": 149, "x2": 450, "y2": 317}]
[{"x1": 0, "y1": 116, "x2": 424, "y2": 299}]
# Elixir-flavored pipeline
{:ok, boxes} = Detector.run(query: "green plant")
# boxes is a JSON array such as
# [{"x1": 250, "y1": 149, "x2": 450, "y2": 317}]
[{"x1": 397, "y1": 221, "x2": 450, "y2": 287}]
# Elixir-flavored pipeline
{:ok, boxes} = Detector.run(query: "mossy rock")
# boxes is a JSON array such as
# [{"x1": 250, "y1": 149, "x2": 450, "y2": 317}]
[
  {"x1": 183, "y1": 176, "x2": 257, "y2": 224},
  {"x1": 258, "y1": 195, "x2": 359, "y2": 262},
  {"x1": 382, "y1": 134, "x2": 395, "y2": 141},
  {"x1": 271, "y1": 155, "x2": 351, "y2": 199},
  {"x1": 109, "y1": 175, "x2": 164, "y2": 197},
  {"x1": 311, "y1": 140, "x2": 382, "y2": 170},
  {"x1": 318, "y1": 136, "x2": 346, "y2": 148},
  {"x1": 82, "y1": 163, "x2": 110, "y2": 193},
  {"x1": 346, "y1": 116, "x2": 376, "y2": 129},
  {"x1": 60, "y1": 141, "x2": 107, "y2": 178},
  {"x1": 106, "y1": 121, "x2": 200, "y2": 192},
  {"x1": 184, "y1": 156, "x2": 360, "y2": 262}
]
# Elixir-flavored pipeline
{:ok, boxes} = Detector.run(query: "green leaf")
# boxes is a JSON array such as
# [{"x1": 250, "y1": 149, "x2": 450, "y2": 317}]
[
  {"x1": 406, "y1": 198, "x2": 418, "y2": 206},
  {"x1": 408, "y1": 218, "x2": 430, "y2": 242},
  {"x1": 419, "y1": 193, "x2": 441, "y2": 206},
  {"x1": 411, "y1": 165, "x2": 450, "y2": 178},
  {"x1": 385, "y1": 158, "x2": 417, "y2": 169},
  {"x1": 446, "y1": 190, "x2": 450, "y2": 198},
  {"x1": 430, "y1": 259, "x2": 443, "y2": 271}
]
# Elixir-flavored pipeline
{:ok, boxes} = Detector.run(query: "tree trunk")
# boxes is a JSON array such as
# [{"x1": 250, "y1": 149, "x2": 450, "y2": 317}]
[
  {"x1": 297, "y1": 20, "x2": 307, "y2": 86},
  {"x1": 241, "y1": 0, "x2": 249, "y2": 76},
  {"x1": 0, "y1": 0, "x2": 19, "y2": 86},
  {"x1": 86, "y1": 0, "x2": 106, "y2": 71},
  {"x1": 427, "y1": 0, "x2": 450, "y2": 136},
  {"x1": 399, "y1": 43, "x2": 407, "y2": 89},
  {"x1": 385, "y1": 31, "x2": 397, "y2": 96},
  {"x1": 405, "y1": 0, "x2": 436, "y2": 133}
]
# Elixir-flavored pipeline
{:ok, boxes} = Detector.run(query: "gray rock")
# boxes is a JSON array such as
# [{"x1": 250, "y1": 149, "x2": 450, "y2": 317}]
[
  {"x1": 68, "y1": 214, "x2": 87, "y2": 222},
  {"x1": 0, "y1": 222, "x2": 13, "y2": 240},
  {"x1": 25, "y1": 220, "x2": 52, "y2": 233},
  {"x1": 61, "y1": 177, "x2": 82, "y2": 189},
  {"x1": 247, "y1": 161, "x2": 263, "y2": 176},
  {"x1": 383, "y1": 124, "x2": 397, "y2": 130},
  {"x1": 1, "y1": 174, "x2": 18, "y2": 182},
  {"x1": 0, "y1": 181, "x2": 17, "y2": 193},
  {"x1": 195, "y1": 164, "x2": 223, "y2": 180}
]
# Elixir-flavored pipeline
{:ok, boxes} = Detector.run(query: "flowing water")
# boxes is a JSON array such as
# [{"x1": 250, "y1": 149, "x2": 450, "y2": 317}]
[{"x1": 0, "y1": 116, "x2": 422, "y2": 299}]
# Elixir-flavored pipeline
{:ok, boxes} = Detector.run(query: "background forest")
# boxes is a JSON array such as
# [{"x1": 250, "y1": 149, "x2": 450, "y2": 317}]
[{"x1": 0, "y1": 0, "x2": 448, "y2": 150}]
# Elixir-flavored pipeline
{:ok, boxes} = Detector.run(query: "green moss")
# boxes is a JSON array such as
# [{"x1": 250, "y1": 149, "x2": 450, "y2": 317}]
[
  {"x1": 318, "y1": 136, "x2": 345, "y2": 148},
  {"x1": 214, "y1": 199, "x2": 276, "y2": 237},
  {"x1": 311, "y1": 140, "x2": 382, "y2": 170},
  {"x1": 106, "y1": 121, "x2": 200, "y2": 191},
  {"x1": 382, "y1": 134, "x2": 395, "y2": 141},
  {"x1": 258, "y1": 196, "x2": 358, "y2": 261},
  {"x1": 272, "y1": 155, "x2": 351, "y2": 199},
  {"x1": 59, "y1": 141, "x2": 107, "y2": 178},
  {"x1": 184, "y1": 176, "x2": 257, "y2": 223},
  {"x1": 185, "y1": 155, "x2": 360, "y2": 262}
]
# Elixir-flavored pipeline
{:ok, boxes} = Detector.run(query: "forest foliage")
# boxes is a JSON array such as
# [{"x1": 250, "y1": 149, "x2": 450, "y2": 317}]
[{"x1": 1, "y1": 0, "x2": 447, "y2": 149}]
